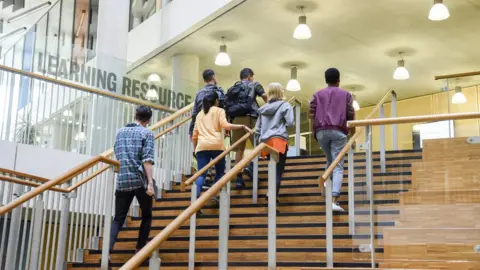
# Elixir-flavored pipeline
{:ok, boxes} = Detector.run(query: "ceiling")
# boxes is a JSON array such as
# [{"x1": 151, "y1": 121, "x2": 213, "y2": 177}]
[{"x1": 129, "y1": 0, "x2": 480, "y2": 107}]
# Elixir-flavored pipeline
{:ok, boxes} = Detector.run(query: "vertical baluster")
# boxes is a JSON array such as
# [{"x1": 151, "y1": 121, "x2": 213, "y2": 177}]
[
  {"x1": 348, "y1": 148, "x2": 355, "y2": 235},
  {"x1": 365, "y1": 125, "x2": 375, "y2": 268},
  {"x1": 5, "y1": 184, "x2": 25, "y2": 269},
  {"x1": 267, "y1": 157, "x2": 277, "y2": 270},
  {"x1": 218, "y1": 154, "x2": 231, "y2": 269},
  {"x1": 295, "y1": 101, "x2": 301, "y2": 156},
  {"x1": 101, "y1": 168, "x2": 116, "y2": 270},
  {"x1": 188, "y1": 183, "x2": 197, "y2": 270},
  {"x1": 379, "y1": 104, "x2": 386, "y2": 173},
  {"x1": 55, "y1": 192, "x2": 72, "y2": 270},
  {"x1": 29, "y1": 195, "x2": 45, "y2": 270},
  {"x1": 391, "y1": 91, "x2": 398, "y2": 150}
]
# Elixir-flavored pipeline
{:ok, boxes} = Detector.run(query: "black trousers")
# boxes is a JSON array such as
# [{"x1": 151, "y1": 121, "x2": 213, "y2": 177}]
[
  {"x1": 109, "y1": 187, "x2": 153, "y2": 251},
  {"x1": 276, "y1": 150, "x2": 287, "y2": 197}
]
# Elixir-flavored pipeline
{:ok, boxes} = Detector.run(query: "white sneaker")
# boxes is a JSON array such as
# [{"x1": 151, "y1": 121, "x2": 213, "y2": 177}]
[{"x1": 332, "y1": 203, "x2": 345, "y2": 212}]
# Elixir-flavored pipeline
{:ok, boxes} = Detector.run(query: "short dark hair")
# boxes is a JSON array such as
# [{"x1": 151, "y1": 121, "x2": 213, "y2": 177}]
[
  {"x1": 203, "y1": 69, "x2": 215, "y2": 82},
  {"x1": 135, "y1": 105, "x2": 153, "y2": 122},
  {"x1": 325, "y1": 68, "x2": 340, "y2": 85},
  {"x1": 240, "y1": 68, "x2": 254, "y2": 80}
]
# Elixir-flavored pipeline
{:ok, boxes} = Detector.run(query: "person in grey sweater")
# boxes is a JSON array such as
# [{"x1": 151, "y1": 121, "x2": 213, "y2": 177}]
[{"x1": 255, "y1": 82, "x2": 294, "y2": 202}]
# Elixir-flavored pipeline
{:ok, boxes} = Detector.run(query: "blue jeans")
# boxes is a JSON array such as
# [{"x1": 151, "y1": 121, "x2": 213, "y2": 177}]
[
  {"x1": 316, "y1": 130, "x2": 347, "y2": 197},
  {"x1": 196, "y1": 150, "x2": 226, "y2": 198}
]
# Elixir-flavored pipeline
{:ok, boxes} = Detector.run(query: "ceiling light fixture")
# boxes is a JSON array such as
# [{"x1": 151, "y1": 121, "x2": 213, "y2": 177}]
[
  {"x1": 393, "y1": 52, "x2": 410, "y2": 80},
  {"x1": 352, "y1": 94, "x2": 360, "y2": 111},
  {"x1": 146, "y1": 86, "x2": 159, "y2": 101},
  {"x1": 215, "y1": 37, "x2": 231, "y2": 66},
  {"x1": 452, "y1": 86, "x2": 467, "y2": 104},
  {"x1": 286, "y1": 66, "x2": 301, "y2": 91},
  {"x1": 147, "y1": 73, "x2": 162, "y2": 84},
  {"x1": 293, "y1": 6, "x2": 312, "y2": 40},
  {"x1": 7, "y1": 1, "x2": 51, "y2": 23},
  {"x1": 429, "y1": 0, "x2": 450, "y2": 21}
]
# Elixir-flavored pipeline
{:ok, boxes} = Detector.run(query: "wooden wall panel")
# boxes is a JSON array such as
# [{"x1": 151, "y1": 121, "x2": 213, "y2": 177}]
[
  {"x1": 422, "y1": 137, "x2": 480, "y2": 160},
  {"x1": 412, "y1": 159, "x2": 480, "y2": 190}
]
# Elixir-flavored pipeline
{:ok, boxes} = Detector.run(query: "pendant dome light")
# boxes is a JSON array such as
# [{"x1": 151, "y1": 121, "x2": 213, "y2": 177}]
[
  {"x1": 147, "y1": 73, "x2": 162, "y2": 84},
  {"x1": 146, "y1": 86, "x2": 159, "y2": 101},
  {"x1": 452, "y1": 86, "x2": 467, "y2": 104},
  {"x1": 286, "y1": 66, "x2": 301, "y2": 91},
  {"x1": 393, "y1": 52, "x2": 410, "y2": 80},
  {"x1": 352, "y1": 94, "x2": 360, "y2": 111},
  {"x1": 146, "y1": 73, "x2": 161, "y2": 101},
  {"x1": 215, "y1": 37, "x2": 231, "y2": 66},
  {"x1": 293, "y1": 6, "x2": 312, "y2": 40},
  {"x1": 429, "y1": 0, "x2": 450, "y2": 21}
]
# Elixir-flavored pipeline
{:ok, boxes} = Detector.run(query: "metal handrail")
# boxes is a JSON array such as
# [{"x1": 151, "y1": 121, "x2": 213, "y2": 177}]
[
  {"x1": 319, "y1": 88, "x2": 395, "y2": 184},
  {"x1": 120, "y1": 142, "x2": 279, "y2": 270}
]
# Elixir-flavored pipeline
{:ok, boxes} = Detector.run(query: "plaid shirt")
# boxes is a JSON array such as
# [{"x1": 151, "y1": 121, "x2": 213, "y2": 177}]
[{"x1": 114, "y1": 123, "x2": 155, "y2": 191}]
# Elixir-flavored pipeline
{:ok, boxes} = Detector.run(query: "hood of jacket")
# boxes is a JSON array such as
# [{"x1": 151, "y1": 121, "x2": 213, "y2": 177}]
[{"x1": 258, "y1": 100, "x2": 284, "y2": 116}]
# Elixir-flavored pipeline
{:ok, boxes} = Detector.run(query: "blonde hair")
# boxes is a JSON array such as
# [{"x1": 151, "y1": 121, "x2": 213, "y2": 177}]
[{"x1": 267, "y1": 82, "x2": 285, "y2": 101}]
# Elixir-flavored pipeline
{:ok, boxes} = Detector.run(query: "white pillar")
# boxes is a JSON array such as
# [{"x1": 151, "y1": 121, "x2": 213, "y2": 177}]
[
  {"x1": 96, "y1": 0, "x2": 130, "y2": 94},
  {"x1": 171, "y1": 54, "x2": 199, "y2": 109}
]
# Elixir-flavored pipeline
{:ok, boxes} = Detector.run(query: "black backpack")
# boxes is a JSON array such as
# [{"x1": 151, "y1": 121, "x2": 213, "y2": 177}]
[
  {"x1": 193, "y1": 86, "x2": 226, "y2": 115},
  {"x1": 225, "y1": 81, "x2": 255, "y2": 117}
]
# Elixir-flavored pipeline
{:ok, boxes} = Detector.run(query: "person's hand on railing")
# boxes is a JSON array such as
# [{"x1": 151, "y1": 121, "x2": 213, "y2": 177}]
[{"x1": 243, "y1": 125, "x2": 253, "y2": 134}]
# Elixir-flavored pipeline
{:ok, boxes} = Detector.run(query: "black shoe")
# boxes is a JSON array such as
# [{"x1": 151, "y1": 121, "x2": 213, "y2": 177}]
[
  {"x1": 244, "y1": 165, "x2": 253, "y2": 180},
  {"x1": 211, "y1": 196, "x2": 220, "y2": 208},
  {"x1": 236, "y1": 177, "x2": 246, "y2": 188}
]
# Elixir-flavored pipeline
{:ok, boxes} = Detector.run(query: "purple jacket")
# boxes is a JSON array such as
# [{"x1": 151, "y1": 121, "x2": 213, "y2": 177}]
[{"x1": 310, "y1": 86, "x2": 355, "y2": 136}]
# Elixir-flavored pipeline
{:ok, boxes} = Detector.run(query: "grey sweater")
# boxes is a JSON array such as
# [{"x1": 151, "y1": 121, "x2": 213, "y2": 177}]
[{"x1": 255, "y1": 100, "x2": 295, "y2": 143}]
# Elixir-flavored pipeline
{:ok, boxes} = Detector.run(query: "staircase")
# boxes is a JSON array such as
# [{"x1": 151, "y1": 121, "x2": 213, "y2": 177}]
[{"x1": 69, "y1": 149, "x2": 422, "y2": 269}]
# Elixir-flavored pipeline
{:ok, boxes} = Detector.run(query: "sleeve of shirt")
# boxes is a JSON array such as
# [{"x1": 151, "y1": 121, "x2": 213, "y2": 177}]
[
  {"x1": 346, "y1": 93, "x2": 355, "y2": 121},
  {"x1": 284, "y1": 104, "x2": 295, "y2": 127},
  {"x1": 219, "y1": 109, "x2": 230, "y2": 130},
  {"x1": 189, "y1": 93, "x2": 200, "y2": 136},
  {"x1": 309, "y1": 94, "x2": 317, "y2": 117},
  {"x1": 142, "y1": 132, "x2": 155, "y2": 165},
  {"x1": 254, "y1": 82, "x2": 266, "y2": 97},
  {"x1": 192, "y1": 123, "x2": 199, "y2": 140}
]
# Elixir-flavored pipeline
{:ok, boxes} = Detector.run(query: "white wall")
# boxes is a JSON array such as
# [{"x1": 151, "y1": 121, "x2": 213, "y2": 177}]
[{"x1": 127, "y1": 0, "x2": 245, "y2": 66}]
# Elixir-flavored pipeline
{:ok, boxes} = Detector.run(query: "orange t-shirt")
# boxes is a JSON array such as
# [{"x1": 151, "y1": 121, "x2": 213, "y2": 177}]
[
  {"x1": 192, "y1": 107, "x2": 230, "y2": 153},
  {"x1": 261, "y1": 137, "x2": 288, "y2": 158}
]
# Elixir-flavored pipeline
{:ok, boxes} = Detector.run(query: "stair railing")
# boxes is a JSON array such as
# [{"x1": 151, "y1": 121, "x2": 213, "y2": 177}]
[
  {"x1": 347, "y1": 110, "x2": 480, "y2": 268},
  {"x1": 318, "y1": 88, "x2": 396, "y2": 268},
  {"x1": 121, "y1": 142, "x2": 280, "y2": 270},
  {"x1": 0, "y1": 63, "x2": 195, "y2": 269}
]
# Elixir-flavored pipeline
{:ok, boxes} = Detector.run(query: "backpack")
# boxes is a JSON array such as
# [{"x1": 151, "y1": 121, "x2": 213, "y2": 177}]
[
  {"x1": 193, "y1": 86, "x2": 226, "y2": 115},
  {"x1": 225, "y1": 81, "x2": 255, "y2": 117}
]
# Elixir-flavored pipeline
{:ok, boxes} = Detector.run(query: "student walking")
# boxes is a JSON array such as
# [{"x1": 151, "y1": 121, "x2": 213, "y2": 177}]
[
  {"x1": 255, "y1": 83, "x2": 294, "y2": 203},
  {"x1": 192, "y1": 91, "x2": 251, "y2": 200},
  {"x1": 110, "y1": 106, "x2": 155, "y2": 255},
  {"x1": 225, "y1": 68, "x2": 268, "y2": 188},
  {"x1": 310, "y1": 68, "x2": 355, "y2": 212}
]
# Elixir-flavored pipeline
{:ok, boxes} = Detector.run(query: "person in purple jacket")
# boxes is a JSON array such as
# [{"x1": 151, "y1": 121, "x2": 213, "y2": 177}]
[{"x1": 310, "y1": 68, "x2": 355, "y2": 212}]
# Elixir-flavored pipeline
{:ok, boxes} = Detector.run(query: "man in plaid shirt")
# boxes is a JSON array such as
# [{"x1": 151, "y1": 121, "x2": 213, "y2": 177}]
[{"x1": 110, "y1": 105, "x2": 155, "y2": 256}]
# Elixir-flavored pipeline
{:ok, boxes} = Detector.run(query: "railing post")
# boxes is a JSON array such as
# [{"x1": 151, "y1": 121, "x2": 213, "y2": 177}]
[
  {"x1": 218, "y1": 155, "x2": 231, "y2": 269},
  {"x1": 149, "y1": 250, "x2": 161, "y2": 269},
  {"x1": 365, "y1": 125, "x2": 376, "y2": 268},
  {"x1": 56, "y1": 192, "x2": 74, "y2": 270},
  {"x1": 188, "y1": 183, "x2": 197, "y2": 270},
  {"x1": 101, "y1": 168, "x2": 115, "y2": 270},
  {"x1": 29, "y1": 195, "x2": 44, "y2": 270},
  {"x1": 252, "y1": 140, "x2": 259, "y2": 204},
  {"x1": 5, "y1": 184, "x2": 24, "y2": 270},
  {"x1": 325, "y1": 178, "x2": 333, "y2": 268},
  {"x1": 391, "y1": 91, "x2": 398, "y2": 150},
  {"x1": 379, "y1": 104, "x2": 386, "y2": 173},
  {"x1": 267, "y1": 158, "x2": 277, "y2": 270},
  {"x1": 348, "y1": 148, "x2": 355, "y2": 235},
  {"x1": 295, "y1": 102, "x2": 301, "y2": 156}
]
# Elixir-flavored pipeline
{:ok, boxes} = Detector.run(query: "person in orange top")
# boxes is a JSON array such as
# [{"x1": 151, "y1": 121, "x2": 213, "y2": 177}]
[
  {"x1": 255, "y1": 83, "x2": 294, "y2": 202},
  {"x1": 192, "y1": 91, "x2": 251, "y2": 198}
]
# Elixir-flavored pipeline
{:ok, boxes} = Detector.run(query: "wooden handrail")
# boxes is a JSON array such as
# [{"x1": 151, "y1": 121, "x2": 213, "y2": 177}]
[
  {"x1": 120, "y1": 142, "x2": 278, "y2": 269},
  {"x1": 0, "y1": 168, "x2": 50, "y2": 183},
  {"x1": 348, "y1": 112, "x2": 480, "y2": 128},
  {"x1": 0, "y1": 64, "x2": 176, "y2": 113},
  {"x1": 182, "y1": 131, "x2": 253, "y2": 188},
  {"x1": 0, "y1": 156, "x2": 119, "y2": 215},
  {"x1": 287, "y1": 96, "x2": 302, "y2": 106},
  {"x1": 435, "y1": 71, "x2": 480, "y2": 80},
  {"x1": 319, "y1": 89, "x2": 394, "y2": 184},
  {"x1": 0, "y1": 175, "x2": 69, "y2": 193}
]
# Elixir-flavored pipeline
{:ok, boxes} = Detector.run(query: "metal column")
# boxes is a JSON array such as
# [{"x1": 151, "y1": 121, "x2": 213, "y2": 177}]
[
  {"x1": 218, "y1": 171, "x2": 231, "y2": 269},
  {"x1": 365, "y1": 125, "x2": 376, "y2": 268},
  {"x1": 188, "y1": 183, "x2": 197, "y2": 270},
  {"x1": 5, "y1": 185, "x2": 24, "y2": 270},
  {"x1": 252, "y1": 141, "x2": 259, "y2": 204},
  {"x1": 29, "y1": 196, "x2": 44, "y2": 270},
  {"x1": 295, "y1": 102, "x2": 301, "y2": 156},
  {"x1": 347, "y1": 148, "x2": 355, "y2": 235},
  {"x1": 379, "y1": 105, "x2": 386, "y2": 173},
  {"x1": 101, "y1": 169, "x2": 115, "y2": 270},
  {"x1": 325, "y1": 178, "x2": 333, "y2": 267},
  {"x1": 149, "y1": 250, "x2": 161, "y2": 269},
  {"x1": 391, "y1": 91, "x2": 398, "y2": 150},
  {"x1": 56, "y1": 193, "x2": 72, "y2": 270},
  {"x1": 267, "y1": 158, "x2": 277, "y2": 270}
]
